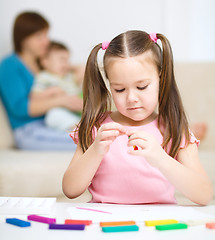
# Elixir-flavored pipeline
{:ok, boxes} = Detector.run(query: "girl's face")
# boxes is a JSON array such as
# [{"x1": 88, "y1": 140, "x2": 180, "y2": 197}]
[
  {"x1": 106, "y1": 51, "x2": 159, "y2": 125},
  {"x1": 22, "y1": 28, "x2": 50, "y2": 58}
]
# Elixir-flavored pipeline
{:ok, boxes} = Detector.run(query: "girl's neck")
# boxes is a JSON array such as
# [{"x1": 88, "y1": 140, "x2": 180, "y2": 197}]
[
  {"x1": 110, "y1": 111, "x2": 158, "y2": 127},
  {"x1": 18, "y1": 51, "x2": 40, "y2": 75}
]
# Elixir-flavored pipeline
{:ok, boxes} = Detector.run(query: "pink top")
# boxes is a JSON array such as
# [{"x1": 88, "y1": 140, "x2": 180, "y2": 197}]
[{"x1": 70, "y1": 113, "x2": 199, "y2": 204}]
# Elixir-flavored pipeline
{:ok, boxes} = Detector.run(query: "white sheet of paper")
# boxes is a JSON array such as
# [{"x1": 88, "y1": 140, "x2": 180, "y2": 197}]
[{"x1": 67, "y1": 205, "x2": 215, "y2": 223}]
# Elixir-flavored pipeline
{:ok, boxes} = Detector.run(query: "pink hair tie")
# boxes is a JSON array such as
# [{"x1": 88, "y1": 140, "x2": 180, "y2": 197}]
[
  {"x1": 149, "y1": 33, "x2": 158, "y2": 43},
  {"x1": 102, "y1": 41, "x2": 110, "y2": 50}
]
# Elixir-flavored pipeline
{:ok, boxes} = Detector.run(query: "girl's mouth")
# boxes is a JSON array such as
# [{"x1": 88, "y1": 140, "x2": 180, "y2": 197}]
[{"x1": 127, "y1": 107, "x2": 142, "y2": 110}]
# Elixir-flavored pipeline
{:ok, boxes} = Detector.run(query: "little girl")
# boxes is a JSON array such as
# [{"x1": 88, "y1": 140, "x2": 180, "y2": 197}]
[{"x1": 62, "y1": 30, "x2": 212, "y2": 205}]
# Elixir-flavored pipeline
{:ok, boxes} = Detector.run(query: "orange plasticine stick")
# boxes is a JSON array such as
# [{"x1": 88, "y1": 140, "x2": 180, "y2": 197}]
[{"x1": 100, "y1": 221, "x2": 136, "y2": 227}]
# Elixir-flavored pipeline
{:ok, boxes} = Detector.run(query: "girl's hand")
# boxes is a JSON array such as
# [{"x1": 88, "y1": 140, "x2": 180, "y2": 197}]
[
  {"x1": 92, "y1": 122, "x2": 126, "y2": 157},
  {"x1": 127, "y1": 130, "x2": 167, "y2": 168}
]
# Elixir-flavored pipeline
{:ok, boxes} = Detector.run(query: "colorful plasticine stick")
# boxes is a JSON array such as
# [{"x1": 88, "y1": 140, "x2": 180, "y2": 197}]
[
  {"x1": 145, "y1": 219, "x2": 178, "y2": 226},
  {"x1": 206, "y1": 222, "x2": 215, "y2": 229},
  {"x1": 184, "y1": 219, "x2": 215, "y2": 226},
  {"x1": 49, "y1": 224, "x2": 85, "y2": 230},
  {"x1": 155, "y1": 223, "x2": 188, "y2": 231},
  {"x1": 102, "y1": 225, "x2": 139, "y2": 233},
  {"x1": 65, "y1": 219, "x2": 92, "y2": 225},
  {"x1": 6, "y1": 218, "x2": 31, "y2": 227},
  {"x1": 100, "y1": 220, "x2": 136, "y2": 227},
  {"x1": 28, "y1": 215, "x2": 56, "y2": 224}
]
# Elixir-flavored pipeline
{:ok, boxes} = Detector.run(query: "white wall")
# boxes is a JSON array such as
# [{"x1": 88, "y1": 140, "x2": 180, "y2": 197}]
[{"x1": 0, "y1": 0, "x2": 214, "y2": 64}]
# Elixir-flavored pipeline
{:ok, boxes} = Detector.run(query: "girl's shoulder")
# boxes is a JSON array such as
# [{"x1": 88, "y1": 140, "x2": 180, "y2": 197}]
[{"x1": 179, "y1": 131, "x2": 200, "y2": 150}]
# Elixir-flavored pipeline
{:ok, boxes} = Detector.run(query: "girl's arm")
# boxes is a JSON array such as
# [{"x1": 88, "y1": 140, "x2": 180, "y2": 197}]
[
  {"x1": 62, "y1": 122, "x2": 126, "y2": 199},
  {"x1": 128, "y1": 131, "x2": 213, "y2": 205},
  {"x1": 161, "y1": 143, "x2": 212, "y2": 205},
  {"x1": 62, "y1": 142, "x2": 104, "y2": 198}
]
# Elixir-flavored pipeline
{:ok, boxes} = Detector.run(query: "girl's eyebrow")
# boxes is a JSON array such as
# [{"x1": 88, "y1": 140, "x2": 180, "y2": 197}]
[{"x1": 110, "y1": 79, "x2": 151, "y2": 86}]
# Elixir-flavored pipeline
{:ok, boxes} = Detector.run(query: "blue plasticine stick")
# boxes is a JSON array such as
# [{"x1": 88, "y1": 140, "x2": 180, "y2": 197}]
[{"x1": 6, "y1": 218, "x2": 31, "y2": 227}]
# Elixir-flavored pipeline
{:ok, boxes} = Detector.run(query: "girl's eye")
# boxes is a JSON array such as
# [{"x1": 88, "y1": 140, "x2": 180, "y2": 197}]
[
  {"x1": 115, "y1": 88, "x2": 125, "y2": 93},
  {"x1": 137, "y1": 85, "x2": 148, "y2": 90}
]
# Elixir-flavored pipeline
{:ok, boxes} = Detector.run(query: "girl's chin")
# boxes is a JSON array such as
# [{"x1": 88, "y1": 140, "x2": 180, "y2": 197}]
[{"x1": 125, "y1": 115, "x2": 147, "y2": 123}]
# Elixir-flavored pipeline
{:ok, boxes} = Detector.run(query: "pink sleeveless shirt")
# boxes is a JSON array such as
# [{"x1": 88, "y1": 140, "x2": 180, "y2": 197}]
[{"x1": 70, "y1": 114, "x2": 199, "y2": 204}]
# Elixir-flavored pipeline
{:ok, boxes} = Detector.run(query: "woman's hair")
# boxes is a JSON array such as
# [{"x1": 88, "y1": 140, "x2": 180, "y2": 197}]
[
  {"x1": 78, "y1": 30, "x2": 189, "y2": 158},
  {"x1": 13, "y1": 12, "x2": 49, "y2": 53}
]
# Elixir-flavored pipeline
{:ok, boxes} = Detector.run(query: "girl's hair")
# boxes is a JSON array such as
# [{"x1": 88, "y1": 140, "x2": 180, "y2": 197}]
[
  {"x1": 13, "y1": 12, "x2": 49, "y2": 53},
  {"x1": 78, "y1": 30, "x2": 189, "y2": 158}
]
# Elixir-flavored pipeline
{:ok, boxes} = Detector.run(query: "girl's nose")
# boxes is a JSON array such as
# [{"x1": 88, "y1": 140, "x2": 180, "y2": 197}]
[{"x1": 127, "y1": 90, "x2": 138, "y2": 103}]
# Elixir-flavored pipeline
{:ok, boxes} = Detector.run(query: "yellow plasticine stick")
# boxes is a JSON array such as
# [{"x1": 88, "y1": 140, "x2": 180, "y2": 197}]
[{"x1": 145, "y1": 219, "x2": 178, "y2": 226}]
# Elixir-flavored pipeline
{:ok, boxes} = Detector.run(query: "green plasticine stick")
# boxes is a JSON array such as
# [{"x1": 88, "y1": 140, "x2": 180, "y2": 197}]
[
  {"x1": 102, "y1": 225, "x2": 139, "y2": 233},
  {"x1": 156, "y1": 223, "x2": 188, "y2": 231}
]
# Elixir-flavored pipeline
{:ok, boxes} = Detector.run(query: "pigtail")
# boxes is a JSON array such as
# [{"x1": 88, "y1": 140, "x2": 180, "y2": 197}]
[
  {"x1": 156, "y1": 34, "x2": 189, "y2": 158},
  {"x1": 77, "y1": 44, "x2": 111, "y2": 152}
]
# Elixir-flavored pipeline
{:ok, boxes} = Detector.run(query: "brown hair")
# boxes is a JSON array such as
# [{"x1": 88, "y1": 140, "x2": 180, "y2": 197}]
[
  {"x1": 13, "y1": 12, "x2": 49, "y2": 53},
  {"x1": 47, "y1": 41, "x2": 69, "y2": 53},
  {"x1": 78, "y1": 30, "x2": 189, "y2": 158}
]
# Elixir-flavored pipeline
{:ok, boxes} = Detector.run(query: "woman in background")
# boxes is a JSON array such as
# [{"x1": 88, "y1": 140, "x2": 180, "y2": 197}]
[{"x1": 0, "y1": 12, "x2": 82, "y2": 150}]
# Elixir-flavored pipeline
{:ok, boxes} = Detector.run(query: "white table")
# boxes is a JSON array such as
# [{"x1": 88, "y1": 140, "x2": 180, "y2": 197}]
[{"x1": 1, "y1": 202, "x2": 215, "y2": 240}]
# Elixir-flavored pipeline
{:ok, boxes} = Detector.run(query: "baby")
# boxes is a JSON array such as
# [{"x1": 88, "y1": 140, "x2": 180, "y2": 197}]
[{"x1": 31, "y1": 41, "x2": 83, "y2": 131}]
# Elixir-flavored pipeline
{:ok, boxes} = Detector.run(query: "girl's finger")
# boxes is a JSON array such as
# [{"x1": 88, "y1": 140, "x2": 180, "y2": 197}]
[
  {"x1": 128, "y1": 149, "x2": 143, "y2": 155},
  {"x1": 128, "y1": 139, "x2": 147, "y2": 149},
  {"x1": 127, "y1": 130, "x2": 151, "y2": 141},
  {"x1": 98, "y1": 129, "x2": 120, "y2": 141},
  {"x1": 100, "y1": 140, "x2": 114, "y2": 147},
  {"x1": 100, "y1": 122, "x2": 126, "y2": 134}
]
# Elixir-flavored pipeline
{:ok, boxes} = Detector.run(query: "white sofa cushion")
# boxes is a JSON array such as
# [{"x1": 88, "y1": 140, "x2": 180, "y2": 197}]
[{"x1": 0, "y1": 99, "x2": 14, "y2": 148}]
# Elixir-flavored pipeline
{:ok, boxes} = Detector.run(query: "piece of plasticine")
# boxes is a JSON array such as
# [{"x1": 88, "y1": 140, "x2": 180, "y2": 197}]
[
  {"x1": 102, "y1": 225, "x2": 139, "y2": 232},
  {"x1": 28, "y1": 215, "x2": 56, "y2": 224},
  {"x1": 206, "y1": 222, "x2": 215, "y2": 229},
  {"x1": 6, "y1": 218, "x2": 31, "y2": 227},
  {"x1": 100, "y1": 220, "x2": 136, "y2": 227},
  {"x1": 65, "y1": 219, "x2": 92, "y2": 225},
  {"x1": 133, "y1": 145, "x2": 138, "y2": 150},
  {"x1": 155, "y1": 223, "x2": 188, "y2": 231},
  {"x1": 145, "y1": 219, "x2": 178, "y2": 226},
  {"x1": 128, "y1": 136, "x2": 138, "y2": 150},
  {"x1": 49, "y1": 223, "x2": 85, "y2": 230}
]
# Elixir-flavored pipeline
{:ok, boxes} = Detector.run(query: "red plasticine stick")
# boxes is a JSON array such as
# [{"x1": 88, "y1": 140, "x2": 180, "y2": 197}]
[
  {"x1": 65, "y1": 219, "x2": 92, "y2": 225},
  {"x1": 206, "y1": 222, "x2": 215, "y2": 229}
]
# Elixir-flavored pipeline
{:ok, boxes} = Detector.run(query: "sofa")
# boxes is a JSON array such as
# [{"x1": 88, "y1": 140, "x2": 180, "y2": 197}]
[{"x1": 0, "y1": 62, "x2": 215, "y2": 204}]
